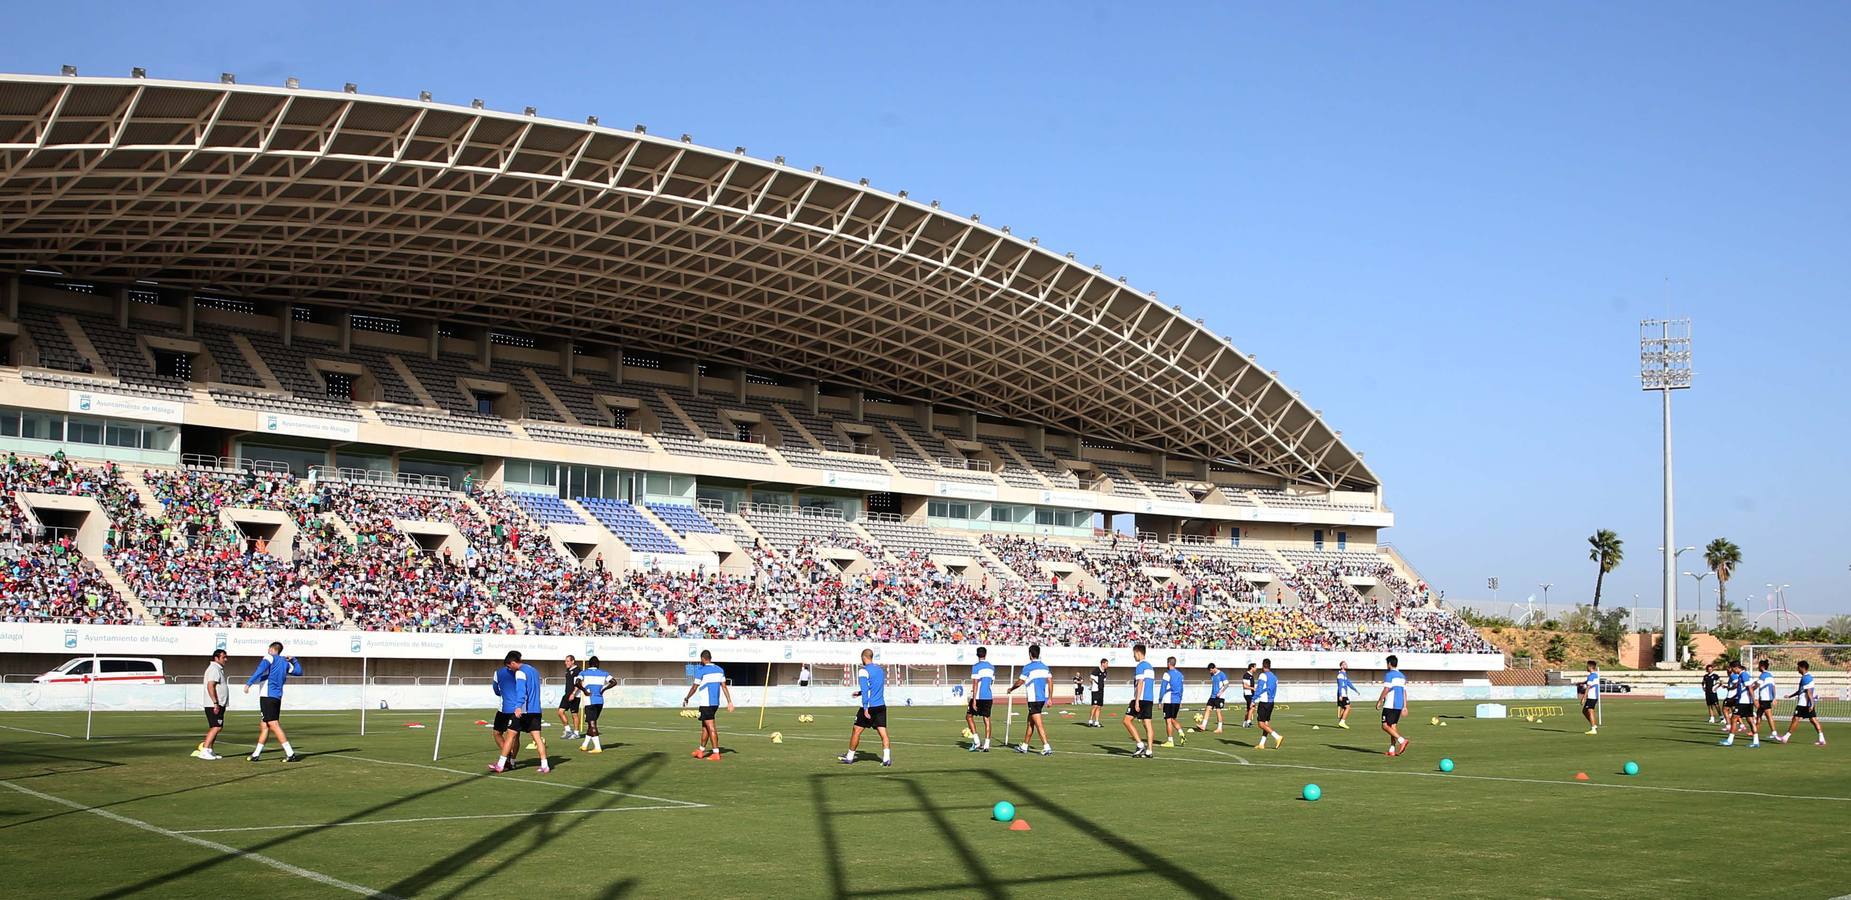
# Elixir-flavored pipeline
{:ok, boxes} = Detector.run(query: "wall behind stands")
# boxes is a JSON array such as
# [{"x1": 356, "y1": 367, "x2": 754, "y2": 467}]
[{"x1": 0, "y1": 622, "x2": 1504, "y2": 673}]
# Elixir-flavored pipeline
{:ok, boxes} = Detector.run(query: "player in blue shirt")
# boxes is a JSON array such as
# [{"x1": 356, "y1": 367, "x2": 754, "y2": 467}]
[
  {"x1": 681, "y1": 649, "x2": 735, "y2": 760},
  {"x1": 576, "y1": 656, "x2": 613, "y2": 754},
  {"x1": 1006, "y1": 644, "x2": 1055, "y2": 756},
  {"x1": 1198, "y1": 663, "x2": 1229, "y2": 733},
  {"x1": 1253, "y1": 658, "x2": 1284, "y2": 750},
  {"x1": 1159, "y1": 658, "x2": 1187, "y2": 747},
  {"x1": 1779, "y1": 660, "x2": 1827, "y2": 746},
  {"x1": 965, "y1": 647, "x2": 996, "y2": 752},
  {"x1": 840, "y1": 648, "x2": 892, "y2": 766},
  {"x1": 1580, "y1": 661, "x2": 1601, "y2": 735},
  {"x1": 491, "y1": 651, "x2": 550, "y2": 774},
  {"x1": 1752, "y1": 659, "x2": 1779, "y2": 746},
  {"x1": 1376, "y1": 654, "x2": 1409, "y2": 756},
  {"x1": 1335, "y1": 662, "x2": 1360, "y2": 729},
  {"x1": 243, "y1": 641, "x2": 303, "y2": 762},
  {"x1": 1721, "y1": 662, "x2": 1752, "y2": 746},
  {"x1": 1120, "y1": 643, "x2": 1158, "y2": 757}
]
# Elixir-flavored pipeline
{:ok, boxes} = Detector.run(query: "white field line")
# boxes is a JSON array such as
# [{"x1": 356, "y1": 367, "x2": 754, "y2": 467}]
[
  {"x1": 174, "y1": 804, "x2": 701, "y2": 834},
  {"x1": 0, "y1": 779, "x2": 398, "y2": 898},
  {"x1": 0, "y1": 722, "x2": 75, "y2": 738},
  {"x1": 327, "y1": 754, "x2": 708, "y2": 808}
]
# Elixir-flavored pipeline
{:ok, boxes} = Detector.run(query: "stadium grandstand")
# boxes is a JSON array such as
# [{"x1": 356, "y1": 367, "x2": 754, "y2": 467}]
[{"x1": 0, "y1": 72, "x2": 1499, "y2": 681}]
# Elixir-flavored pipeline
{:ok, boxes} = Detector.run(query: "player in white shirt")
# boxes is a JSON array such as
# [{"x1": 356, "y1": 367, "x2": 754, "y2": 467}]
[
  {"x1": 1580, "y1": 661, "x2": 1601, "y2": 735},
  {"x1": 1752, "y1": 659, "x2": 1779, "y2": 744},
  {"x1": 1778, "y1": 660, "x2": 1827, "y2": 746}
]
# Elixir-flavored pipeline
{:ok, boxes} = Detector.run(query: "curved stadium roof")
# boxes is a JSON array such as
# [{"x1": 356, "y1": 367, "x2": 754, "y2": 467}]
[{"x1": 0, "y1": 73, "x2": 1377, "y2": 490}]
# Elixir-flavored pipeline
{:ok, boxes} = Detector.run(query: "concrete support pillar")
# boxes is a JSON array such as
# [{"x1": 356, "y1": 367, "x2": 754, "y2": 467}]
[
  {"x1": 180, "y1": 291, "x2": 196, "y2": 337},
  {"x1": 734, "y1": 367, "x2": 747, "y2": 403},
  {"x1": 3, "y1": 275, "x2": 18, "y2": 320},
  {"x1": 958, "y1": 410, "x2": 977, "y2": 440},
  {"x1": 280, "y1": 303, "x2": 294, "y2": 347},
  {"x1": 848, "y1": 388, "x2": 864, "y2": 423},
  {"x1": 605, "y1": 347, "x2": 625, "y2": 384},
  {"x1": 476, "y1": 328, "x2": 491, "y2": 368},
  {"x1": 683, "y1": 358, "x2": 701, "y2": 398},
  {"x1": 560, "y1": 339, "x2": 575, "y2": 379},
  {"x1": 115, "y1": 285, "x2": 131, "y2": 330},
  {"x1": 801, "y1": 379, "x2": 819, "y2": 415},
  {"x1": 915, "y1": 402, "x2": 935, "y2": 431},
  {"x1": 425, "y1": 321, "x2": 440, "y2": 361},
  {"x1": 337, "y1": 311, "x2": 353, "y2": 355},
  {"x1": 1027, "y1": 424, "x2": 1046, "y2": 456}
]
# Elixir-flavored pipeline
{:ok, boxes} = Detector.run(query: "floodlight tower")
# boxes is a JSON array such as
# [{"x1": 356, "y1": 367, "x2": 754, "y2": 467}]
[{"x1": 1641, "y1": 319, "x2": 1692, "y2": 665}]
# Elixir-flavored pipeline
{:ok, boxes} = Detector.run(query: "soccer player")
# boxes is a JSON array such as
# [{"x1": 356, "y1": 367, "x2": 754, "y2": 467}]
[
  {"x1": 557, "y1": 654, "x2": 584, "y2": 741},
  {"x1": 194, "y1": 649, "x2": 228, "y2": 760},
  {"x1": 490, "y1": 651, "x2": 524, "y2": 771},
  {"x1": 1199, "y1": 662, "x2": 1228, "y2": 733},
  {"x1": 1253, "y1": 658, "x2": 1283, "y2": 750},
  {"x1": 243, "y1": 642, "x2": 302, "y2": 762},
  {"x1": 1580, "y1": 660, "x2": 1601, "y2": 735},
  {"x1": 681, "y1": 649, "x2": 734, "y2": 760},
  {"x1": 1721, "y1": 661, "x2": 1754, "y2": 746},
  {"x1": 1752, "y1": 659, "x2": 1779, "y2": 744},
  {"x1": 1088, "y1": 659, "x2": 1109, "y2": 727},
  {"x1": 577, "y1": 656, "x2": 612, "y2": 754},
  {"x1": 1007, "y1": 644, "x2": 1054, "y2": 756},
  {"x1": 1377, "y1": 654, "x2": 1409, "y2": 756},
  {"x1": 965, "y1": 647, "x2": 995, "y2": 752},
  {"x1": 1159, "y1": 657, "x2": 1186, "y2": 747},
  {"x1": 1121, "y1": 643, "x2": 1157, "y2": 757},
  {"x1": 1240, "y1": 663, "x2": 1258, "y2": 728},
  {"x1": 840, "y1": 648, "x2": 891, "y2": 766},
  {"x1": 1702, "y1": 663, "x2": 1722, "y2": 725},
  {"x1": 1779, "y1": 660, "x2": 1827, "y2": 746},
  {"x1": 1335, "y1": 662, "x2": 1357, "y2": 729}
]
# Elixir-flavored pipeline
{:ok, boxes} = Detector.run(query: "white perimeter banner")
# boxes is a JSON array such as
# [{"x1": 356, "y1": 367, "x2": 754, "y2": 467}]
[
  {"x1": 0, "y1": 622, "x2": 1504, "y2": 672},
  {"x1": 255, "y1": 411, "x2": 360, "y2": 441},
  {"x1": 67, "y1": 390, "x2": 185, "y2": 424}
]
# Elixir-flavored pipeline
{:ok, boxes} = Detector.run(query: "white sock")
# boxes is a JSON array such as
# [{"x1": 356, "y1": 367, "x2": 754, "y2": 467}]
[
  {"x1": 882, "y1": 748, "x2": 891, "y2": 761},
  {"x1": 250, "y1": 744, "x2": 264, "y2": 757},
  {"x1": 594, "y1": 736, "x2": 602, "y2": 750},
  {"x1": 281, "y1": 742, "x2": 294, "y2": 756},
  {"x1": 982, "y1": 739, "x2": 990, "y2": 748}
]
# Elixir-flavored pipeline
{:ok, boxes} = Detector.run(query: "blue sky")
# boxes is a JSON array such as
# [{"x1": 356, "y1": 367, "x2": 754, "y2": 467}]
[{"x1": 9, "y1": 2, "x2": 1850, "y2": 617}]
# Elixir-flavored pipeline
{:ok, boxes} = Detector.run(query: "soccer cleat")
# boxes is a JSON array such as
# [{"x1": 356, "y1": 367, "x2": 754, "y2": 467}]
[
  {"x1": 1749, "y1": 741, "x2": 1760, "y2": 749},
  {"x1": 284, "y1": 754, "x2": 302, "y2": 763},
  {"x1": 1160, "y1": 739, "x2": 1175, "y2": 748},
  {"x1": 968, "y1": 743, "x2": 982, "y2": 752},
  {"x1": 1272, "y1": 735, "x2": 1284, "y2": 749},
  {"x1": 1337, "y1": 722, "x2": 1350, "y2": 730},
  {"x1": 537, "y1": 765, "x2": 551, "y2": 775},
  {"x1": 1040, "y1": 747, "x2": 1054, "y2": 756},
  {"x1": 692, "y1": 749, "x2": 708, "y2": 759},
  {"x1": 1816, "y1": 739, "x2": 1827, "y2": 746},
  {"x1": 1585, "y1": 729, "x2": 1598, "y2": 736},
  {"x1": 839, "y1": 753, "x2": 856, "y2": 764},
  {"x1": 188, "y1": 749, "x2": 202, "y2": 759},
  {"x1": 979, "y1": 745, "x2": 991, "y2": 752},
  {"x1": 587, "y1": 748, "x2": 604, "y2": 754},
  {"x1": 1719, "y1": 738, "x2": 1734, "y2": 747},
  {"x1": 248, "y1": 754, "x2": 261, "y2": 762},
  {"x1": 706, "y1": 751, "x2": 723, "y2": 761},
  {"x1": 1013, "y1": 744, "x2": 1029, "y2": 754},
  {"x1": 1176, "y1": 734, "x2": 1186, "y2": 746},
  {"x1": 1778, "y1": 734, "x2": 1791, "y2": 744},
  {"x1": 880, "y1": 758, "x2": 893, "y2": 767},
  {"x1": 489, "y1": 761, "x2": 505, "y2": 773}
]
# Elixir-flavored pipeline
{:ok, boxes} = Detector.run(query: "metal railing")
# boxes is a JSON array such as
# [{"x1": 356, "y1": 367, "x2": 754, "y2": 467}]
[
  {"x1": 180, "y1": 453, "x2": 292, "y2": 475},
  {"x1": 856, "y1": 511, "x2": 905, "y2": 525},
  {"x1": 308, "y1": 465, "x2": 450, "y2": 490},
  {"x1": 742, "y1": 501, "x2": 845, "y2": 522},
  {"x1": 936, "y1": 456, "x2": 992, "y2": 472}
]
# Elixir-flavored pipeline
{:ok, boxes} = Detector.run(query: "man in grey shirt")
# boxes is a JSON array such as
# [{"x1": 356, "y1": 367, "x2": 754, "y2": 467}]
[{"x1": 195, "y1": 649, "x2": 228, "y2": 760}]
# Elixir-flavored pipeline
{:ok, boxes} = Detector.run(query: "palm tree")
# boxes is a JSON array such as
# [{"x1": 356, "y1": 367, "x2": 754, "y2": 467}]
[
  {"x1": 1703, "y1": 538, "x2": 1742, "y2": 626},
  {"x1": 1587, "y1": 530, "x2": 1623, "y2": 611}
]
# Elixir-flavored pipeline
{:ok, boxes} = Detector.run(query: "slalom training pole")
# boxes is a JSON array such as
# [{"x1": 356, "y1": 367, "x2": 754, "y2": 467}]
[
  {"x1": 1003, "y1": 664, "x2": 1016, "y2": 746},
  {"x1": 758, "y1": 661, "x2": 771, "y2": 731},
  {"x1": 360, "y1": 655, "x2": 368, "y2": 737},
  {"x1": 432, "y1": 656, "x2": 454, "y2": 761},
  {"x1": 85, "y1": 651, "x2": 98, "y2": 740}
]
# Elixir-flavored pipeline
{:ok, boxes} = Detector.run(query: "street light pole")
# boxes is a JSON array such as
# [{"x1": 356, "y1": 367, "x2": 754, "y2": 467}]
[
  {"x1": 1642, "y1": 318, "x2": 1692, "y2": 665},
  {"x1": 1539, "y1": 583, "x2": 1553, "y2": 622},
  {"x1": 1683, "y1": 571, "x2": 1712, "y2": 629}
]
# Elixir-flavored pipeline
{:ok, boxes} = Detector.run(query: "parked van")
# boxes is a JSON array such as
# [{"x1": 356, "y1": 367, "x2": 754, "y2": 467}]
[{"x1": 34, "y1": 657, "x2": 165, "y2": 684}]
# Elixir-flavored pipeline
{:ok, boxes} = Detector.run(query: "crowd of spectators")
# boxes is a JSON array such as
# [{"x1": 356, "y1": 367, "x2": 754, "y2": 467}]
[{"x1": 0, "y1": 454, "x2": 1493, "y2": 653}]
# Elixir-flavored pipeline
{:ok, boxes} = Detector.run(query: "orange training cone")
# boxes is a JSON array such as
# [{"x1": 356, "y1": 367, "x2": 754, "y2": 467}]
[
  {"x1": 1574, "y1": 772, "x2": 1590, "y2": 781},
  {"x1": 1008, "y1": 819, "x2": 1031, "y2": 831}
]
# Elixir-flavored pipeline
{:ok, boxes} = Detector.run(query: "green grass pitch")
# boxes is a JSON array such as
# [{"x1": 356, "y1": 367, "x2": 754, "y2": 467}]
[{"x1": 1, "y1": 700, "x2": 1846, "y2": 898}]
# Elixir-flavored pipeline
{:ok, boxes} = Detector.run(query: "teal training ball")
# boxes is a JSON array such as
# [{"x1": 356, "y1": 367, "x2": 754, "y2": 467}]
[
  {"x1": 1439, "y1": 758, "x2": 1455, "y2": 773},
  {"x1": 1623, "y1": 761, "x2": 1639, "y2": 776},
  {"x1": 1301, "y1": 783, "x2": 1322, "y2": 802},
  {"x1": 992, "y1": 801, "x2": 1016, "y2": 822}
]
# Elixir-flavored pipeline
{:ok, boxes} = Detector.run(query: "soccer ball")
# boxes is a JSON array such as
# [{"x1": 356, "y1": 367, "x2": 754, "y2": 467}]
[
  {"x1": 1525, "y1": 715, "x2": 1536, "y2": 723},
  {"x1": 962, "y1": 728, "x2": 973, "y2": 739}
]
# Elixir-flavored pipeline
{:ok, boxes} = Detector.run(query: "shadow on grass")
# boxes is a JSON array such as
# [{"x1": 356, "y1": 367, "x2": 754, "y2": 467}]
[
  {"x1": 1329, "y1": 745, "x2": 1388, "y2": 755},
  {"x1": 0, "y1": 767, "x2": 300, "y2": 832},
  {"x1": 92, "y1": 752, "x2": 671, "y2": 899}
]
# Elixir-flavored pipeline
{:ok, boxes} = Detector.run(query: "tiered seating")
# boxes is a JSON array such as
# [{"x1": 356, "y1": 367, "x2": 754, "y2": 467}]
[
  {"x1": 487, "y1": 360, "x2": 564, "y2": 422},
  {"x1": 541, "y1": 373, "x2": 609, "y2": 426},
  {"x1": 22, "y1": 370, "x2": 191, "y2": 402},
  {"x1": 395, "y1": 351, "x2": 484, "y2": 415},
  {"x1": 374, "y1": 407, "x2": 512, "y2": 437},
  {"x1": 646, "y1": 503, "x2": 722, "y2": 536},
  {"x1": 1248, "y1": 488, "x2": 1375, "y2": 510},
  {"x1": 654, "y1": 435, "x2": 775, "y2": 465},
  {"x1": 191, "y1": 323, "x2": 263, "y2": 388},
  {"x1": 523, "y1": 422, "x2": 652, "y2": 452},
  {"x1": 210, "y1": 389, "x2": 363, "y2": 419},
  {"x1": 579, "y1": 372, "x2": 694, "y2": 438},
  {"x1": 740, "y1": 507, "x2": 859, "y2": 556},
  {"x1": 577, "y1": 498, "x2": 684, "y2": 554},
  {"x1": 508, "y1": 491, "x2": 584, "y2": 525},
  {"x1": 340, "y1": 344, "x2": 421, "y2": 406},
  {"x1": 231, "y1": 329, "x2": 325, "y2": 397},
  {"x1": 70, "y1": 313, "x2": 160, "y2": 380},
  {"x1": 16, "y1": 305, "x2": 92, "y2": 372},
  {"x1": 997, "y1": 437, "x2": 1081, "y2": 488},
  {"x1": 1110, "y1": 463, "x2": 1194, "y2": 502}
]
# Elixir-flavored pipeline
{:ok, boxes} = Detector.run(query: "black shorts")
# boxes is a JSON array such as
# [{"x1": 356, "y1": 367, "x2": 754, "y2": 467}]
[
  {"x1": 1337, "y1": 697, "x2": 1350, "y2": 709},
  {"x1": 854, "y1": 705, "x2": 888, "y2": 729},
  {"x1": 1583, "y1": 699, "x2": 1599, "y2": 711},
  {"x1": 259, "y1": 697, "x2": 282, "y2": 723},
  {"x1": 1795, "y1": 706, "x2": 1816, "y2": 720},
  {"x1": 519, "y1": 713, "x2": 544, "y2": 733},
  {"x1": 493, "y1": 711, "x2": 518, "y2": 732},
  {"x1": 203, "y1": 706, "x2": 225, "y2": 729},
  {"x1": 1256, "y1": 701, "x2": 1275, "y2": 723},
  {"x1": 1704, "y1": 692, "x2": 1719, "y2": 705},
  {"x1": 1734, "y1": 703, "x2": 1755, "y2": 718},
  {"x1": 583, "y1": 703, "x2": 603, "y2": 723},
  {"x1": 970, "y1": 698, "x2": 994, "y2": 718},
  {"x1": 1757, "y1": 699, "x2": 1773, "y2": 713},
  {"x1": 1027, "y1": 701, "x2": 1047, "y2": 716},
  {"x1": 1090, "y1": 692, "x2": 1105, "y2": 707},
  {"x1": 698, "y1": 705, "x2": 718, "y2": 722},
  {"x1": 1125, "y1": 699, "x2": 1152, "y2": 720},
  {"x1": 559, "y1": 696, "x2": 580, "y2": 712},
  {"x1": 1161, "y1": 702, "x2": 1181, "y2": 720},
  {"x1": 1243, "y1": 696, "x2": 1255, "y2": 709},
  {"x1": 1381, "y1": 708, "x2": 1403, "y2": 726},
  {"x1": 1207, "y1": 697, "x2": 1226, "y2": 709}
]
